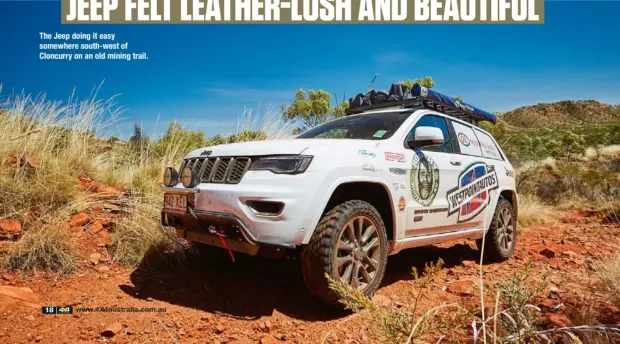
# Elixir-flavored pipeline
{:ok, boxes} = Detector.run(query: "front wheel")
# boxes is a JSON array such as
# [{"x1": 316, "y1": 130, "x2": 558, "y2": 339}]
[
  {"x1": 301, "y1": 200, "x2": 388, "y2": 307},
  {"x1": 476, "y1": 197, "x2": 517, "y2": 262}
]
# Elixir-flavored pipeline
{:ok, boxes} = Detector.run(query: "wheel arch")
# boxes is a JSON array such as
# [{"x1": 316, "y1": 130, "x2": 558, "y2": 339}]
[
  {"x1": 301, "y1": 177, "x2": 396, "y2": 244},
  {"x1": 498, "y1": 188, "x2": 519, "y2": 219}
]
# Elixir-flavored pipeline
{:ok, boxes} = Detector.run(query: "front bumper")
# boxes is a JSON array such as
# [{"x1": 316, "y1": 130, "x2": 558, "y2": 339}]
[{"x1": 160, "y1": 171, "x2": 316, "y2": 249}]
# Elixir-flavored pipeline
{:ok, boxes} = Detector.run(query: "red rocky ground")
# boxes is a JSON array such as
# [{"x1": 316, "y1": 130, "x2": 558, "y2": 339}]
[{"x1": 0, "y1": 210, "x2": 618, "y2": 343}]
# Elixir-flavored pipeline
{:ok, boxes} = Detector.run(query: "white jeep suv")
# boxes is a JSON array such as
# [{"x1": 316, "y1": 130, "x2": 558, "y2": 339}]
[{"x1": 161, "y1": 83, "x2": 518, "y2": 306}]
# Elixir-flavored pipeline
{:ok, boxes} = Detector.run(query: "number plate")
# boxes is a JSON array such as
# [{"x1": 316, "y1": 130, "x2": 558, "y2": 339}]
[{"x1": 164, "y1": 194, "x2": 187, "y2": 212}]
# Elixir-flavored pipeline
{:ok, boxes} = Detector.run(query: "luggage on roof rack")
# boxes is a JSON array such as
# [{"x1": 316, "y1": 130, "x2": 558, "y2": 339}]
[{"x1": 346, "y1": 83, "x2": 497, "y2": 125}]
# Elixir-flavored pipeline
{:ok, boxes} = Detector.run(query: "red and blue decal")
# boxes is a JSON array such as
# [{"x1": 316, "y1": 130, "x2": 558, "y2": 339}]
[{"x1": 446, "y1": 162, "x2": 499, "y2": 223}]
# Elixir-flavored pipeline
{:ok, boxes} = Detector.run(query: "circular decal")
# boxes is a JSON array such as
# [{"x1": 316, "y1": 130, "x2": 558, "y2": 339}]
[
  {"x1": 458, "y1": 133, "x2": 470, "y2": 146},
  {"x1": 410, "y1": 154, "x2": 440, "y2": 207},
  {"x1": 398, "y1": 196, "x2": 406, "y2": 211}
]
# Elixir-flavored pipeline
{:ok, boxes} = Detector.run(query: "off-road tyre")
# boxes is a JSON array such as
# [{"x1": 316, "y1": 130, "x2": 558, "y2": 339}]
[
  {"x1": 301, "y1": 200, "x2": 388, "y2": 307},
  {"x1": 476, "y1": 197, "x2": 517, "y2": 262}
]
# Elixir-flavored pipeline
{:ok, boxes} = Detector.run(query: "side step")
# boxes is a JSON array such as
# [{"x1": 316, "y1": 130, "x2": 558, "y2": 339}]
[{"x1": 389, "y1": 228, "x2": 485, "y2": 255}]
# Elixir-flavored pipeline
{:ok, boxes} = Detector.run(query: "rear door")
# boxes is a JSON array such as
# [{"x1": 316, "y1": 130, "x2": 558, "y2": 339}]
[
  {"x1": 403, "y1": 114, "x2": 463, "y2": 237},
  {"x1": 445, "y1": 120, "x2": 501, "y2": 228}
]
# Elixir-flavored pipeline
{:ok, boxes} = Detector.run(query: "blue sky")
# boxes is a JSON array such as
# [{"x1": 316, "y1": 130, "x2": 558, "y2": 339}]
[{"x1": 1, "y1": 0, "x2": 619, "y2": 139}]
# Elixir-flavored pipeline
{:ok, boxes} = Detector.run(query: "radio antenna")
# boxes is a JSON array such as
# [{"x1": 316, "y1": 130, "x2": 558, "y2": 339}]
[{"x1": 368, "y1": 73, "x2": 378, "y2": 92}]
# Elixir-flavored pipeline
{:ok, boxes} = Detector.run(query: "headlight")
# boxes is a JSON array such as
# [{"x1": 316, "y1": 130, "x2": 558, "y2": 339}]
[
  {"x1": 250, "y1": 155, "x2": 313, "y2": 174},
  {"x1": 181, "y1": 166, "x2": 199, "y2": 188},
  {"x1": 163, "y1": 167, "x2": 179, "y2": 187}
]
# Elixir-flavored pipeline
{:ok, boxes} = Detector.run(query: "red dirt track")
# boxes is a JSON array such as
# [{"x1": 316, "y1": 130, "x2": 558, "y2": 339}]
[{"x1": 1, "y1": 210, "x2": 618, "y2": 343}]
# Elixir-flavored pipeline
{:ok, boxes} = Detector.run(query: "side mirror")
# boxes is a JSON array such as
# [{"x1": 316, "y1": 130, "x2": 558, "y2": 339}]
[{"x1": 407, "y1": 126, "x2": 445, "y2": 149}]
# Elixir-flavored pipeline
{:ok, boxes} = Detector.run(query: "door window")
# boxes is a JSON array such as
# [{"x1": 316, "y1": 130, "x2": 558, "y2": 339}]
[
  {"x1": 408, "y1": 115, "x2": 453, "y2": 153},
  {"x1": 451, "y1": 121, "x2": 483, "y2": 157},
  {"x1": 473, "y1": 128, "x2": 504, "y2": 160}
]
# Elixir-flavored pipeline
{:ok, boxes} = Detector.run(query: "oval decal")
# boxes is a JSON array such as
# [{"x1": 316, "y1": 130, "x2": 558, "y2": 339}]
[{"x1": 458, "y1": 133, "x2": 470, "y2": 146}]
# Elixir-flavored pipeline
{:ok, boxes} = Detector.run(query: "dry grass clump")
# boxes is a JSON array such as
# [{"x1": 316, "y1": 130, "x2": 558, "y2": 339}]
[
  {"x1": 111, "y1": 194, "x2": 192, "y2": 267},
  {"x1": 327, "y1": 258, "x2": 620, "y2": 343},
  {"x1": 325, "y1": 259, "x2": 469, "y2": 344},
  {"x1": 0, "y1": 86, "x2": 121, "y2": 223},
  {"x1": 0, "y1": 85, "x2": 289, "y2": 274},
  {"x1": 516, "y1": 193, "x2": 557, "y2": 228},
  {"x1": 598, "y1": 254, "x2": 620, "y2": 307},
  {"x1": 2, "y1": 226, "x2": 77, "y2": 275}
]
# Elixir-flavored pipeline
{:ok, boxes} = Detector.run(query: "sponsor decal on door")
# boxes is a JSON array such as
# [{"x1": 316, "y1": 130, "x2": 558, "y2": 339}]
[
  {"x1": 410, "y1": 153, "x2": 439, "y2": 207},
  {"x1": 385, "y1": 152, "x2": 405, "y2": 163},
  {"x1": 446, "y1": 162, "x2": 499, "y2": 223},
  {"x1": 457, "y1": 133, "x2": 470, "y2": 146},
  {"x1": 389, "y1": 167, "x2": 407, "y2": 175}
]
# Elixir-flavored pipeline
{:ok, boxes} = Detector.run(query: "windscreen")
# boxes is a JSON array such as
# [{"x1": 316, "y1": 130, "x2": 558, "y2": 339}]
[{"x1": 296, "y1": 111, "x2": 413, "y2": 140}]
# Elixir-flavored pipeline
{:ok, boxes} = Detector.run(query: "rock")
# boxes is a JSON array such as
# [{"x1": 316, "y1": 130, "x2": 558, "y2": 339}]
[
  {"x1": 546, "y1": 313, "x2": 573, "y2": 328},
  {"x1": 0, "y1": 219, "x2": 21, "y2": 234},
  {"x1": 89, "y1": 253, "x2": 102, "y2": 265},
  {"x1": 561, "y1": 250, "x2": 578, "y2": 258},
  {"x1": 372, "y1": 294, "x2": 392, "y2": 307},
  {"x1": 95, "y1": 266, "x2": 110, "y2": 273},
  {"x1": 96, "y1": 230, "x2": 112, "y2": 246},
  {"x1": 215, "y1": 324, "x2": 225, "y2": 334},
  {"x1": 69, "y1": 213, "x2": 90, "y2": 227},
  {"x1": 539, "y1": 248, "x2": 556, "y2": 258},
  {"x1": 35, "y1": 335, "x2": 43, "y2": 342},
  {"x1": 2, "y1": 274, "x2": 16, "y2": 282},
  {"x1": 462, "y1": 260, "x2": 478, "y2": 268},
  {"x1": 95, "y1": 185, "x2": 120, "y2": 199},
  {"x1": 539, "y1": 298, "x2": 560, "y2": 309},
  {"x1": 446, "y1": 280, "x2": 475, "y2": 296},
  {"x1": 0, "y1": 286, "x2": 42, "y2": 313},
  {"x1": 101, "y1": 322, "x2": 123, "y2": 337},
  {"x1": 77, "y1": 176, "x2": 94, "y2": 189},
  {"x1": 6, "y1": 153, "x2": 37, "y2": 170},
  {"x1": 262, "y1": 319, "x2": 273, "y2": 333},
  {"x1": 89, "y1": 221, "x2": 104, "y2": 234},
  {"x1": 260, "y1": 336, "x2": 279, "y2": 344},
  {"x1": 25, "y1": 314, "x2": 35, "y2": 321},
  {"x1": 274, "y1": 333, "x2": 285, "y2": 340}
]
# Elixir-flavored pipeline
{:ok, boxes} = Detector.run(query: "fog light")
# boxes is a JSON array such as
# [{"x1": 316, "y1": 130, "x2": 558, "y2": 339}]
[
  {"x1": 181, "y1": 166, "x2": 199, "y2": 188},
  {"x1": 163, "y1": 167, "x2": 179, "y2": 187}
]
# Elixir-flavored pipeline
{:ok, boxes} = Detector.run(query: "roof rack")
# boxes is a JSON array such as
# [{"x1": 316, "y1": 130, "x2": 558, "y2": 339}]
[{"x1": 345, "y1": 83, "x2": 497, "y2": 125}]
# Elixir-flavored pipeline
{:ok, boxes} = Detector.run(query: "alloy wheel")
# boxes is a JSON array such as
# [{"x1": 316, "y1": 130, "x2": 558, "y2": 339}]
[{"x1": 334, "y1": 215, "x2": 382, "y2": 290}]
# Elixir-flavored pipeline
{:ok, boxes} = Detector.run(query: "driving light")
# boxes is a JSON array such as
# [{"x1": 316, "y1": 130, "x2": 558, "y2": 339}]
[
  {"x1": 181, "y1": 166, "x2": 199, "y2": 188},
  {"x1": 250, "y1": 155, "x2": 313, "y2": 174},
  {"x1": 163, "y1": 167, "x2": 179, "y2": 187}
]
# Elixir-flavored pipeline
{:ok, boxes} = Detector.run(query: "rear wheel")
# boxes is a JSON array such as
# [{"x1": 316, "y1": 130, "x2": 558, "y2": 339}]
[
  {"x1": 476, "y1": 197, "x2": 517, "y2": 262},
  {"x1": 301, "y1": 200, "x2": 388, "y2": 307}
]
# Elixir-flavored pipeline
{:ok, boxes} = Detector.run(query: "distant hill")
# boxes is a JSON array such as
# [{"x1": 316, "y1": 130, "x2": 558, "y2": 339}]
[{"x1": 499, "y1": 100, "x2": 620, "y2": 128}]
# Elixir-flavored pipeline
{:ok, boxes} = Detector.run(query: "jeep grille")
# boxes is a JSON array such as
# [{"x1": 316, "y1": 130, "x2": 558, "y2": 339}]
[{"x1": 180, "y1": 157, "x2": 252, "y2": 184}]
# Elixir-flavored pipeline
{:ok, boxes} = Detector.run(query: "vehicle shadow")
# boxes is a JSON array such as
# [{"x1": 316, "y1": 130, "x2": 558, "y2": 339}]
[
  {"x1": 382, "y1": 242, "x2": 481, "y2": 287},
  {"x1": 119, "y1": 241, "x2": 482, "y2": 321}
]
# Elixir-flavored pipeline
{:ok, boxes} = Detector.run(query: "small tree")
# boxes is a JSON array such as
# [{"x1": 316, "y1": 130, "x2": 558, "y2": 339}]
[
  {"x1": 398, "y1": 77, "x2": 463, "y2": 102},
  {"x1": 128, "y1": 122, "x2": 153, "y2": 155},
  {"x1": 281, "y1": 89, "x2": 349, "y2": 131},
  {"x1": 399, "y1": 76, "x2": 435, "y2": 89},
  {"x1": 153, "y1": 121, "x2": 205, "y2": 158},
  {"x1": 281, "y1": 89, "x2": 331, "y2": 130}
]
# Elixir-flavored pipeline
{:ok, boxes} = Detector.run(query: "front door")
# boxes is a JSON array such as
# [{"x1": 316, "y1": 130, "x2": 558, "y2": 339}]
[{"x1": 403, "y1": 114, "x2": 463, "y2": 237}]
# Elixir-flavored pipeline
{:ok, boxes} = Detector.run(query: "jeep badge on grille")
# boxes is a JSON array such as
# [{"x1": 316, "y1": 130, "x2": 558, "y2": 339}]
[{"x1": 200, "y1": 150, "x2": 212, "y2": 156}]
